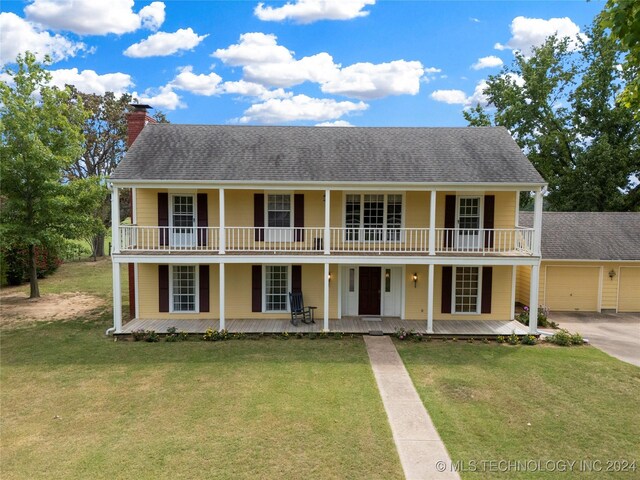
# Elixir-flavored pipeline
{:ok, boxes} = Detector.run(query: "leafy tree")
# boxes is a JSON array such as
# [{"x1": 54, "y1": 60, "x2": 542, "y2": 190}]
[
  {"x1": 465, "y1": 20, "x2": 639, "y2": 212},
  {"x1": 65, "y1": 88, "x2": 168, "y2": 257},
  {"x1": 601, "y1": 0, "x2": 640, "y2": 118},
  {"x1": 0, "y1": 53, "x2": 102, "y2": 297}
]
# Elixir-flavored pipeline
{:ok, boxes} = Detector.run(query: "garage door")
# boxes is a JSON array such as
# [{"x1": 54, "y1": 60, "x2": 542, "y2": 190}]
[
  {"x1": 546, "y1": 267, "x2": 600, "y2": 311},
  {"x1": 618, "y1": 267, "x2": 640, "y2": 312}
]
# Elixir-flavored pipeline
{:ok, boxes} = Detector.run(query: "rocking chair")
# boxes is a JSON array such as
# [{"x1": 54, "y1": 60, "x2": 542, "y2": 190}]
[{"x1": 289, "y1": 291, "x2": 315, "y2": 326}]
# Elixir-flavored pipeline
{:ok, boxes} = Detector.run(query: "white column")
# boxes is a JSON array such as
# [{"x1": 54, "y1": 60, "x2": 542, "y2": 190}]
[
  {"x1": 219, "y1": 188, "x2": 226, "y2": 254},
  {"x1": 323, "y1": 262, "x2": 330, "y2": 331},
  {"x1": 112, "y1": 261, "x2": 122, "y2": 332},
  {"x1": 219, "y1": 263, "x2": 225, "y2": 330},
  {"x1": 427, "y1": 264, "x2": 434, "y2": 333},
  {"x1": 429, "y1": 190, "x2": 436, "y2": 255},
  {"x1": 533, "y1": 188, "x2": 543, "y2": 256},
  {"x1": 529, "y1": 263, "x2": 540, "y2": 334},
  {"x1": 324, "y1": 189, "x2": 331, "y2": 255},
  {"x1": 111, "y1": 185, "x2": 120, "y2": 254}
]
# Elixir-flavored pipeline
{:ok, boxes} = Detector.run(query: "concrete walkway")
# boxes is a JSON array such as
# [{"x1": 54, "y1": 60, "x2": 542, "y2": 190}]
[{"x1": 364, "y1": 336, "x2": 460, "y2": 480}]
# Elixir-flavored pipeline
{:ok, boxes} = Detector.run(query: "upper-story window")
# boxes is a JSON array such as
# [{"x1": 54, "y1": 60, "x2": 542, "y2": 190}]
[
  {"x1": 345, "y1": 193, "x2": 403, "y2": 241},
  {"x1": 267, "y1": 194, "x2": 292, "y2": 228}
]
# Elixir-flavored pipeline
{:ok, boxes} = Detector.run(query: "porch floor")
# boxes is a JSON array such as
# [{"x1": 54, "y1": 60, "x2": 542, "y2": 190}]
[{"x1": 117, "y1": 317, "x2": 529, "y2": 336}]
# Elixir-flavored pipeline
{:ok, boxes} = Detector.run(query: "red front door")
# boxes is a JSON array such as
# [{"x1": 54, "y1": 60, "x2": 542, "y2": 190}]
[{"x1": 359, "y1": 267, "x2": 381, "y2": 315}]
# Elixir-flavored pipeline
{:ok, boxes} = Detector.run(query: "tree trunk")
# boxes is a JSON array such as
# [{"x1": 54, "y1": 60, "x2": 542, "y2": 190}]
[
  {"x1": 28, "y1": 244, "x2": 40, "y2": 299},
  {"x1": 93, "y1": 232, "x2": 105, "y2": 258}
]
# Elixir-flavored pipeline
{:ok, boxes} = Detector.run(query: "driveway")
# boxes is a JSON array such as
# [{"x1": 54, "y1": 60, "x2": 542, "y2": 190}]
[{"x1": 547, "y1": 312, "x2": 640, "y2": 367}]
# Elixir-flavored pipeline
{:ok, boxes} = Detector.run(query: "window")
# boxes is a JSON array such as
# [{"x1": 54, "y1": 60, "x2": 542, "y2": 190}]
[
  {"x1": 385, "y1": 269, "x2": 391, "y2": 292},
  {"x1": 454, "y1": 267, "x2": 480, "y2": 313},
  {"x1": 349, "y1": 268, "x2": 355, "y2": 292},
  {"x1": 265, "y1": 266, "x2": 288, "y2": 311},
  {"x1": 458, "y1": 197, "x2": 480, "y2": 230},
  {"x1": 172, "y1": 265, "x2": 196, "y2": 312},
  {"x1": 345, "y1": 194, "x2": 403, "y2": 241},
  {"x1": 267, "y1": 194, "x2": 291, "y2": 228}
]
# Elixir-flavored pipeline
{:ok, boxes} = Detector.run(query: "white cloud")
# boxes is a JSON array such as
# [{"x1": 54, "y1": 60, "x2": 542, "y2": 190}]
[
  {"x1": 471, "y1": 55, "x2": 503, "y2": 70},
  {"x1": 254, "y1": 0, "x2": 375, "y2": 24},
  {"x1": 316, "y1": 120, "x2": 355, "y2": 126},
  {"x1": 168, "y1": 66, "x2": 222, "y2": 95},
  {"x1": 48, "y1": 68, "x2": 133, "y2": 95},
  {"x1": 218, "y1": 80, "x2": 291, "y2": 100},
  {"x1": 495, "y1": 16, "x2": 587, "y2": 55},
  {"x1": 0, "y1": 12, "x2": 87, "y2": 66},
  {"x1": 430, "y1": 89, "x2": 468, "y2": 105},
  {"x1": 212, "y1": 32, "x2": 292, "y2": 66},
  {"x1": 321, "y1": 60, "x2": 425, "y2": 99},
  {"x1": 133, "y1": 85, "x2": 183, "y2": 110},
  {"x1": 238, "y1": 94, "x2": 367, "y2": 124},
  {"x1": 24, "y1": 0, "x2": 165, "y2": 35},
  {"x1": 469, "y1": 17, "x2": 480, "y2": 23},
  {"x1": 244, "y1": 52, "x2": 338, "y2": 88},
  {"x1": 124, "y1": 28, "x2": 208, "y2": 58}
]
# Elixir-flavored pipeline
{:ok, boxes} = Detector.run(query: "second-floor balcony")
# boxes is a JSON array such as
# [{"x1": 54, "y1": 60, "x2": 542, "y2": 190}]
[{"x1": 118, "y1": 225, "x2": 535, "y2": 256}]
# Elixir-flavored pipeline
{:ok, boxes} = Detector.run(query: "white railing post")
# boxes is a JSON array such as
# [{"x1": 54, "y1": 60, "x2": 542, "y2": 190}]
[
  {"x1": 533, "y1": 187, "x2": 543, "y2": 256},
  {"x1": 112, "y1": 260, "x2": 122, "y2": 332},
  {"x1": 219, "y1": 262, "x2": 225, "y2": 330},
  {"x1": 111, "y1": 185, "x2": 120, "y2": 254},
  {"x1": 529, "y1": 263, "x2": 540, "y2": 334},
  {"x1": 324, "y1": 189, "x2": 330, "y2": 255},
  {"x1": 219, "y1": 188, "x2": 226, "y2": 255},
  {"x1": 429, "y1": 190, "x2": 436, "y2": 255},
  {"x1": 427, "y1": 264, "x2": 434, "y2": 333}
]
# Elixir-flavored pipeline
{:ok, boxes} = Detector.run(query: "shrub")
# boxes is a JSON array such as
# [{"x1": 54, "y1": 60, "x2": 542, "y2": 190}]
[
  {"x1": 466, "y1": 338, "x2": 474, "y2": 344},
  {"x1": 571, "y1": 332, "x2": 584, "y2": 345},
  {"x1": 233, "y1": 332, "x2": 247, "y2": 340},
  {"x1": 166, "y1": 333, "x2": 178, "y2": 342},
  {"x1": 143, "y1": 330, "x2": 159, "y2": 343},
  {"x1": 132, "y1": 329, "x2": 146, "y2": 341},
  {"x1": 507, "y1": 332, "x2": 520, "y2": 345},
  {"x1": 496, "y1": 335, "x2": 506, "y2": 344},
  {"x1": 516, "y1": 305, "x2": 552, "y2": 328},
  {"x1": 332, "y1": 331, "x2": 344, "y2": 339},
  {"x1": 548, "y1": 329, "x2": 572, "y2": 346},
  {"x1": 308, "y1": 332, "x2": 317, "y2": 340},
  {"x1": 521, "y1": 335, "x2": 537, "y2": 345},
  {"x1": 280, "y1": 331, "x2": 290, "y2": 340},
  {"x1": 203, "y1": 329, "x2": 218, "y2": 341},
  {"x1": 413, "y1": 332, "x2": 424, "y2": 342},
  {"x1": 1, "y1": 244, "x2": 63, "y2": 285},
  {"x1": 319, "y1": 331, "x2": 328, "y2": 339}
]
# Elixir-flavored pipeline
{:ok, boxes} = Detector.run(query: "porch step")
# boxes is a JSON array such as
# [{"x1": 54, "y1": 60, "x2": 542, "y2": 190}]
[{"x1": 368, "y1": 330, "x2": 384, "y2": 336}]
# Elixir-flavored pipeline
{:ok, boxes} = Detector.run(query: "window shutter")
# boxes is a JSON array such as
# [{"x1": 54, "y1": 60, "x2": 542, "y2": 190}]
[
  {"x1": 197, "y1": 193, "x2": 208, "y2": 247},
  {"x1": 159, "y1": 265, "x2": 169, "y2": 312},
  {"x1": 292, "y1": 265, "x2": 302, "y2": 293},
  {"x1": 254, "y1": 194, "x2": 264, "y2": 241},
  {"x1": 158, "y1": 193, "x2": 169, "y2": 247},
  {"x1": 294, "y1": 194, "x2": 304, "y2": 242},
  {"x1": 128, "y1": 264, "x2": 136, "y2": 319},
  {"x1": 251, "y1": 265, "x2": 262, "y2": 312},
  {"x1": 481, "y1": 267, "x2": 492, "y2": 314},
  {"x1": 444, "y1": 195, "x2": 456, "y2": 248},
  {"x1": 199, "y1": 265, "x2": 210, "y2": 312},
  {"x1": 441, "y1": 266, "x2": 452, "y2": 314},
  {"x1": 483, "y1": 195, "x2": 495, "y2": 248}
]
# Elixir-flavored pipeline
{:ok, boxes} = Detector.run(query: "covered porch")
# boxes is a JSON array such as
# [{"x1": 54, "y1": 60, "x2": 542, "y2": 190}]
[{"x1": 117, "y1": 317, "x2": 529, "y2": 336}]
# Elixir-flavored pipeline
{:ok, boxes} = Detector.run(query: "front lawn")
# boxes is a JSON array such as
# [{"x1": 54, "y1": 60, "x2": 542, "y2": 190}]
[
  {"x1": 1, "y1": 319, "x2": 402, "y2": 479},
  {"x1": 396, "y1": 341, "x2": 640, "y2": 479}
]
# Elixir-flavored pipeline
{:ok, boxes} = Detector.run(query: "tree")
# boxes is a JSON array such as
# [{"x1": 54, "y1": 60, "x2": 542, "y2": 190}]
[
  {"x1": 601, "y1": 0, "x2": 640, "y2": 118},
  {"x1": 65, "y1": 88, "x2": 168, "y2": 257},
  {"x1": 0, "y1": 53, "x2": 101, "y2": 297},
  {"x1": 464, "y1": 20, "x2": 640, "y2": 212}
]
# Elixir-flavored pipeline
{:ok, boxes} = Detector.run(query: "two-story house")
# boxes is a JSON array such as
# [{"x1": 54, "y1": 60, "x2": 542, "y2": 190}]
[{"x1": 108, "y1": 105, "x2": 545, "y2": 336}]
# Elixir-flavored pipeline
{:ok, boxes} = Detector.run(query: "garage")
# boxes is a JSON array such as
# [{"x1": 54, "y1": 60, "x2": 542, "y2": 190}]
[
  {"x1": 618, "y1": 267, "x2": 640, "y2": 312},
  {"x1": 545, "y1": 266, "x2": 600, "y2": 312}
]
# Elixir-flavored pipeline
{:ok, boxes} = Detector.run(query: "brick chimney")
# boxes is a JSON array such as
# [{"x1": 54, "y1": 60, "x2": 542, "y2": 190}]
[{"x1": 127, "y1": 104, "x2": 156, "y2": 148}]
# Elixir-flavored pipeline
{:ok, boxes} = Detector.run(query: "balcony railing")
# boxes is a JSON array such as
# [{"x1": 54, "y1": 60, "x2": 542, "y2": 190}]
[{"x1": 119, "y1": 225, "x2": 534, "y2": 255}]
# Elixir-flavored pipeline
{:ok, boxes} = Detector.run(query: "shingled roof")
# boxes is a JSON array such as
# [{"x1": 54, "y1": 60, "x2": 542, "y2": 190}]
[
  {"x1": 519, "y1": 212, "x2": 640, "y2": 261},
  {"x1": 111, "y1": 125, "x2": 545, "y2": 184}
]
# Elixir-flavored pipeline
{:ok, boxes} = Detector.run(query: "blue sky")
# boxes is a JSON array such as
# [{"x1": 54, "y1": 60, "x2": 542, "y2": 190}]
[{"x1": 1, "y1": 0, "x2": 603, "y2": 126}]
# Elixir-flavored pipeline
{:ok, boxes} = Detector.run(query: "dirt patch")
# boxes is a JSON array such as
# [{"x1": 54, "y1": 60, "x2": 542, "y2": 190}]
[{"x1": 0, "y1": 292, "x2": 105, "y2": 328}]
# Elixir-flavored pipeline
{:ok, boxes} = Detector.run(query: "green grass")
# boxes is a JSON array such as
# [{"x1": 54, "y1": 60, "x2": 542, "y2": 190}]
[{"x1": 396, "y1": 341, "x2": 640, "y2": 479}]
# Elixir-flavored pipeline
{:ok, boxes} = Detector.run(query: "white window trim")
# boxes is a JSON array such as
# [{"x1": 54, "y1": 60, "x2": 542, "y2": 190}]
[
  {"x1": 262, "y1": 264, "x2": 291, "y2": 313},
  {"x1": 264, "y1": 192, "x2": 294, "y2": 229},
  {"x1": 169, "y1": 194, "x2": 197, "y2": 228},
  {"x1": 452, "y1": 265, "x2": 483, "y2": 315},
  {"x1": 342, "y1": 192, "x2": 406, "y2": 237},
  {"x1": 454, "y1": 195, "x2": 484, "y2": 229},
  {"x1": 169, "y1": 264, "x2": 199, "y2": 314}
]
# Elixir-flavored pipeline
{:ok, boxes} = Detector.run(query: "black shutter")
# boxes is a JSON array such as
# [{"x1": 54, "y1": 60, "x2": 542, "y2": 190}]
[
  {"x1": 481, "y1": 267, "x2": 492, "y2": 314},
  {"x1": 199, "y1": 265, "x2": 210, "y2": 312},
  {"x1": 197, "y1": 193, "x2": 208, "y2": 247},
  {"x1": 158, "y1": 192, "x2": 169, "y2": 247},
  {"x1": 254, "y1": 194, "x2": 264, "y2": 242},
  {"x1": 292, "y1": 265, "x2": 302, "y2": 293},
  {"x1": 441, "y1": 266, "x2": 452, "y2": 314},
  {"x1": 294, "y1": 194, "x2": 304, "y2": 242},
  {"x1": 251, "y1": 265, "x2": 262, "y2": 312},
  {"x1": 159, "y1": 265, "x2": 169, "y2": 312},
  {"x1": 444, "y1": 195, "x2": 456, "y2": 248},
  {"x1": 483, "y1": 195, "x2": 495, "y2": 249}
]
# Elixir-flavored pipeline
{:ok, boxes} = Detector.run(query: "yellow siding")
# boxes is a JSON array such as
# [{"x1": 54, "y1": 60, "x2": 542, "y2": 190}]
[
  {"x1": 618, "y1": 267, "x2": 640, "y2": 312},
  {"x1": 433, "y1": 265, "x2": 513, "y2": 320},
  {"x1": 515, "y1": 265, "x2": 531, "y2": 305},
  {"x1": 136, "y1": 188, "x2": 219, "y2": 226},
  {"x1": 404, "y1": 265, "x2": 429, "y2": 320},
  {"x1": 405, "y1": 192, "x2": 429, "y2": 228}
]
